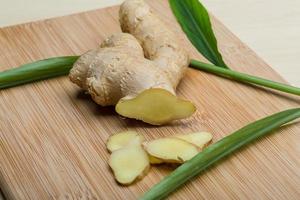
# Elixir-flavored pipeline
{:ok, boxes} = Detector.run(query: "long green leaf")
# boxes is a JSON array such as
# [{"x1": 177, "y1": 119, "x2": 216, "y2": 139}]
[
  {"x1": 0, "y1": 56, "x2": 79, "y2": 89},
  {"x1": 169, "y1": 0, "x2": 228, "y2": 68},
  {"x1": 169, "y1": 0, "x2": 300, "y2": 96},
  {"x1": 190, "y1": 60, "x2": 300, "y2": 96},
  {"x1": 141, "y1": 108, "x2": 300, "y2": 200}
]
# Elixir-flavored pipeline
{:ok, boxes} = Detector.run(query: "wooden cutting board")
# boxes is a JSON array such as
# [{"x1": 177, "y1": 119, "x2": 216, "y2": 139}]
[{"x1": 0, "y1": 0, "x2": 299, "y2": 199}]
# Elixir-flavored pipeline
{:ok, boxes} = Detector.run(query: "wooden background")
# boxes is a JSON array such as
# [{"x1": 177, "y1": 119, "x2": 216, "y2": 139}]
[{"x1": 0, "y1": 0, "x2": 299, "y2": 199}]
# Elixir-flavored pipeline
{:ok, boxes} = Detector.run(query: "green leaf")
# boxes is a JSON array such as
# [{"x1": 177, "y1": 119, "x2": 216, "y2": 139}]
[
  {"x1": 169, "y1": 0, "x2": 228, "y2": 68},
  {"x1": 169, "y1": 0, "x2": 300, "y2": 96},
  {"x1": 190, "y1": 60, "x2": 300, "y2": 96},
  {"x1": 141, "y1": 108, "x2": 300, "y2": 200},
  {"x1": 0, "y1": 56, "x2": 79, "y2": 89}
]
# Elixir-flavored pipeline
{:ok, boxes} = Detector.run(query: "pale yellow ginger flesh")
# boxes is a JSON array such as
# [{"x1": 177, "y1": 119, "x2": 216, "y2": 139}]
[
  {"x1": 148, "y1": 132, "x2": 212, "y2": 164},
  {"x1": 107, "y1": 131, "x2": 163, "y2": 164},
  {"x1": 148, "y1": 155, "x2": 164, "y2": 164},
  {"x1": 109, "y1": 145, "x2": 150, "y2": 185},
  {"x1": 107, "y1": 131, "x2": 213, "y2": 184},
  {"x1": 106, "y1": 131, "x2": 144, "y2": 152},
  {"x1": 107, "y1": 132, "x2": 150, "y2": 185},
  {"x1": 69, "y1": 0, "x2": 195, "y2": 125},
  {"x1": 116, "y1": 89, "x2": 196, "y2": 125},
  {"x1": 174, "y1": 132, "x2": 213, "y2": 149},
  {"x1": 144, "y1": 138, "x2": 199, "y2": 163}
]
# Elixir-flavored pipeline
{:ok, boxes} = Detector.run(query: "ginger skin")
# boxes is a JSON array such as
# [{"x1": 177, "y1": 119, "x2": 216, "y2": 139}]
[{"x1": 69, "y1": 0, "x2": 195, "y2": 125}]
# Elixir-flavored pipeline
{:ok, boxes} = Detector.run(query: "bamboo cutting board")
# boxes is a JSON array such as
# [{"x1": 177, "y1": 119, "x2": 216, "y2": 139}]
[{"x1": 0, "y1": 0, "x2": 299, "y2": 199}]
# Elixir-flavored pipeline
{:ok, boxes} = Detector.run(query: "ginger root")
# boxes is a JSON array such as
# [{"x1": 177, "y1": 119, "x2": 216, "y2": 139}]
[
  {"x1": 69, "y1": 0, "x2": 195, "y2": 125},
  {"x1": 107, "y1": 131, "x2": 150, "y2": 185},
  {"x1": 148, "y1": 155, "x2": 164, "y2": 164},
  {"x1": 106, "y1": 131, "x2": 144, "y2": 152},
  {"x1": 174, "y1": 132, "x2": 212, "y2": 149},
  {"x1": 109, "y1": 145, "x2": 150, "y2": 185},
  {"x1": 148, "y1": 132, "x2": 213, "y2": 164},
  {"x1": 144, "y1": 138, "x2": 199, "y2": 164},
  {"x1": 106, "y1": 131, "x2": 213, "y2": 185}
]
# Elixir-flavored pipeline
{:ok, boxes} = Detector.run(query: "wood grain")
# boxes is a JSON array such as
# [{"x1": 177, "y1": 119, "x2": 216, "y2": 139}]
[{"x1": 0, "y1": 0, "x2": 299, "y2": 199}]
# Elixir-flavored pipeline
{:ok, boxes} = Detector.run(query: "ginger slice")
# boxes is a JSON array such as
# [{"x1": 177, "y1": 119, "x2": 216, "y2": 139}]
[
  {"x1": 116, "y1": 88, "x2": 195, "y2": 125},
  {"x1": 107, "y1": 131, "x2": 164, "y2": 164},
  {"x1": 174, "y1": 132, "x2": 212, "y2": 149},
  {"x1": 109, "y1": 145, "x2": 150, "y2": 185},
  {"x1": 149, "y1": 155, "x2": 163, "y2": 164},
  {"x1": 106, "y1": 131, "x2": 144, "y2": 152},
  {"x1": 144, "y1": 137, "x2": 199, "y2": 163},
  {"x1": 148, "y1": 132, "x2": 212, "y2": 164}
]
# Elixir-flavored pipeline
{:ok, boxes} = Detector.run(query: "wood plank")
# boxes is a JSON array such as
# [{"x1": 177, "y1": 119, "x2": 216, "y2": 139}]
[{"x1": 0, "y1": 0, "x2": 299, "y2": 199}]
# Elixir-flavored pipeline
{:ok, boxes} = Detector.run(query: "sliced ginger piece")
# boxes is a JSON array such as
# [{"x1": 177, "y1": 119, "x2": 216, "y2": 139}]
[
  {"x1": 144, "y1": 137, "x2": 198, "y2": 163},
  {"x1": 109, "y1": 145, "x2": 150, "y2": 185},
  {"x1": 116, "y1": 88, "x2": 195, "y2": 125},
  {"x1": 148, "y1": 132, "x2": 212, "y2": 164},
  {"x1": 174, "y1": 132, "x2": 212, "y2": 149},
  {"x1": 149, "y1": 155, "x2": 163, "y2": 164},
  {"x1": 106, "y1": 131, "x2": 144, "y2": 152}
]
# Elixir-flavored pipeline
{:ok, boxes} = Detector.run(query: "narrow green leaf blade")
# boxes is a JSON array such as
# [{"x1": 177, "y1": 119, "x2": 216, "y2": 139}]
[
  {"x1": 169, "y1": 0, "x2": 228, "y2": 68},
  {"x1": 0, "y1": 56, "x2": 79, "y2": 89},
  {"x1": 141, "y1": 108, "x2": 300, "y2": 200},
  {"x1": 190, "y1": 60, "x2": 300, "y2": 96}
]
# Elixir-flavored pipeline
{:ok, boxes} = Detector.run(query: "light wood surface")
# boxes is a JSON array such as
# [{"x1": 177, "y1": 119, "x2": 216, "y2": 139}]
[{"x1": 0, "y1": 1, "x2": 299, "y2": 199}]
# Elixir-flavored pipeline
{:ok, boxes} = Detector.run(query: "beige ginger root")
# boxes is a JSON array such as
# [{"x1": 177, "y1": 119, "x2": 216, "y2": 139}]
[
  {"x1": 106, "y1": 131, "x2": 144, "y2": 152},
  {"x1": 107, "y1": 131, "x2": 213, "y2": 184},
  {"x1": 107, "y1": 131, "x2": 150, "y2": 185},
  {"x1": 174, "y1": 132, "x2": 213, "y2": 149},
  {"x1": 109, "y1": 145, "x2": 150, "y2": 185},
  {"x1": 69, "y1": 0, "x2": 195, "y2": 125},
  {"x1": 148, "y1": 132, "x2": 213, "y2": 164},
  {"x1": 107, "y1": 131, "x2": 163, "y2": 164},
  {"x1": 144, "y1": 138, "x2": 199, "y2": 164},
  {"x1": 148, "y1": 155, "x2": 164, "y2": 164}
]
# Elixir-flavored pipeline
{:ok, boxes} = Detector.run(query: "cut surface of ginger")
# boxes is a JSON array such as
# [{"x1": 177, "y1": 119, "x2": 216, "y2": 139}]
[
  {"x1": 116, "y1": 88, "x2": 196, "y2": 125},
  {"x1": 106, "y1": 131, "x2": 144, "y2": 152},
  {"x1": 149, "y1": 155, "x2": 163, "y2": 164},
  {"x1": 174, "y1": 132, "x2": 212, "y2": 149},
  {"x1": 144, "y1": 137, "x2": 198, "y2": 163},
  {"x1": 109, "y1": 145, "x2": 150, "y2": 185}
]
